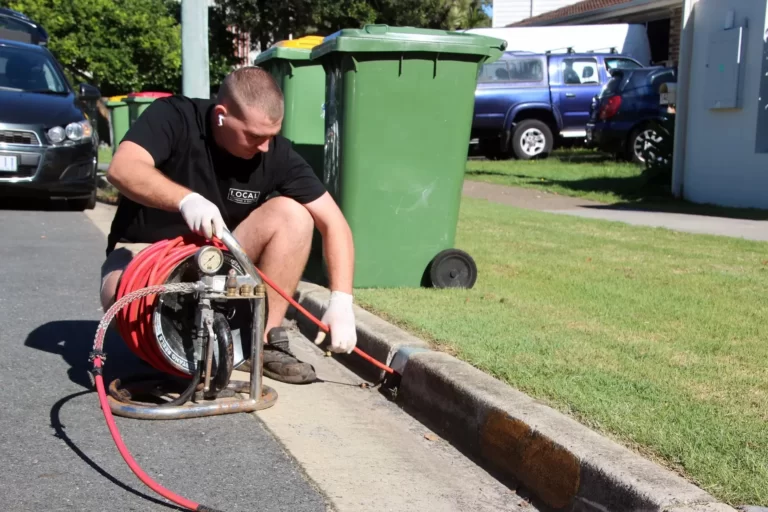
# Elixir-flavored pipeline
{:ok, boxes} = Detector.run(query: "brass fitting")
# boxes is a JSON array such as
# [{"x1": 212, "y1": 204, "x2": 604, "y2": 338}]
[
  {"x1": 226, "y1": 269, "x2": 238, "y2": 297},
  {"x1": 254, "y1": 283, "x2": 266, "y2": 298},
  {"x1": 239, "y1": 284, "x2": 253, "y2": 297}
]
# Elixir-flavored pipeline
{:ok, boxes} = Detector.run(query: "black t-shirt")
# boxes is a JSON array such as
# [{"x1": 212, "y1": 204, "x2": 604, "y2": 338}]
[{"x1": 106, "y1": 95, "x2": 326, "y2": 254}]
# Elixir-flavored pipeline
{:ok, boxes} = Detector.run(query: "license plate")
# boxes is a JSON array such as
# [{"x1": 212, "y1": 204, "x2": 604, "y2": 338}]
[{"x1": 0, "y1": 156, "x2": 18, "y2": 172}]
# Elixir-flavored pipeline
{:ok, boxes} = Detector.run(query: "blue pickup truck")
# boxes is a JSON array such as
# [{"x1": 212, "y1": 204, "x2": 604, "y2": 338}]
[{"x1": 471, "y1": 50, "x2": 643, "y2": 160}]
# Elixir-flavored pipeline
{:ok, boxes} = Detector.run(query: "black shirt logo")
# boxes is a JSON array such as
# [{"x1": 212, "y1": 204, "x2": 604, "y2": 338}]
[{"x1": 228, "y1": 188, "x2": 261, "y2": 205}]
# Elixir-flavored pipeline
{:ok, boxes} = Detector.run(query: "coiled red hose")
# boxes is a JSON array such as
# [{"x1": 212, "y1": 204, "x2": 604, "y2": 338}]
[{"x1": 114, "y1": 235, "x2": 395, "y2": 376}]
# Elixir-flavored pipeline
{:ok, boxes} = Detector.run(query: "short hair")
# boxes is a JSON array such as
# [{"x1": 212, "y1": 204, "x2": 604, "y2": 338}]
[{"x1": 218, "y1": 66, "x2": 284, "y2": 121}]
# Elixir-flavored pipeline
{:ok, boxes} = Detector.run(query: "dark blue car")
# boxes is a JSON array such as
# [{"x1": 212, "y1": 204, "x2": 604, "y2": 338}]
[
  {"x1": 0, "y1": 35, "x2": 102, "y2": 209},
  {"x1": 0, "y1": 7, "x2": 48, "y2": 45},
  {"x1": 471, "y1": 50, "x2": 643, "y2": 160},
  {"x1": 586, "y1": 66, "x2": 677, "y2": 164}
]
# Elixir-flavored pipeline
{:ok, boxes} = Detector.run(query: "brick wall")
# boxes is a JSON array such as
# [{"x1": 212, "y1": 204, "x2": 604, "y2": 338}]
[{"x1": 668, "y1": 6, "x2": 683, "y2": 64}]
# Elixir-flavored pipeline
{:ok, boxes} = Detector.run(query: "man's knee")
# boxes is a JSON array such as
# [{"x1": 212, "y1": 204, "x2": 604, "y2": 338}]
[
  {"x1": 263, "y1": 196, "x2": 314, "y2": 238},
  {"x1": 99, "y1": 243, "x2": 150, "y2": 312}
]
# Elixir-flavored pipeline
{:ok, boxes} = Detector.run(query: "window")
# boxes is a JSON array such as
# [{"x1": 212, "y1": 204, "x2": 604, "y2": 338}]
[
  {"x1": 477, "y1": 61, "x2": 510, "y2": 82},
  {"x1": 478, "y1": 57, "x2": 544, "y2": 83},
  {"x1": 0, "y1": 15, "x2": 30, "y2": 33},
  {"x1": 562, "y1": 58, "x2": 599, "y2": 85},
  {"x1": 605, "y1": 58, "x2": 642, "y2": 71},
  {"x1": 0, "y1": 47, "x2": 67, "y2": 93}
]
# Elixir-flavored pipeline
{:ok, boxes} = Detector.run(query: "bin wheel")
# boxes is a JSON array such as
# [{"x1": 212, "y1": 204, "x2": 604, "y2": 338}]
[{"x1": 429, "y1": 249, "x2": 477, "y2": 289}]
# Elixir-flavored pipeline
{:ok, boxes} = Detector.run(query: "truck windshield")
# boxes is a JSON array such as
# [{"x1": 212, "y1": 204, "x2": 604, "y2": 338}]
[
  {"x1": 478, "y1": 57, "x2": 544, "y2": 83},
  {"x1": 0, "y1": 46, "x2": 67, "y2": 93}
]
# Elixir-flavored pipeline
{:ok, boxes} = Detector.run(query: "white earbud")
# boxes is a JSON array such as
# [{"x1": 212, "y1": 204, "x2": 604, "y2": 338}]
[{"x1": 218, "y1": 114, "x2": 224, "y2": 126}]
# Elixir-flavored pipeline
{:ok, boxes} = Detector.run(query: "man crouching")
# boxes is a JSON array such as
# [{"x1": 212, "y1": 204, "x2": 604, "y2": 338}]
[{"x1": 100, "y1": 67, "x2": 356, "y2": 384}]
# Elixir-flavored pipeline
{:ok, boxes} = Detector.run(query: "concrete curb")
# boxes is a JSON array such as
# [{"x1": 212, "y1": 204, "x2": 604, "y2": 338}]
[{"x1": 288, "y1": 282, "x2": 737, "y2": 512}]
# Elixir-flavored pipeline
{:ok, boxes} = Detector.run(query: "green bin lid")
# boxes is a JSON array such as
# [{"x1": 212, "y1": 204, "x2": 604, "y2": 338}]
[
  {"x1": 310, "y1": 24, "x2": 507, "y2": 60},
  {"x1": 255, "y1": 46, "x2": 312, "y2": 64},
  {"x1": 254, "y1": 35, "x2": 325, "y2": 64}
]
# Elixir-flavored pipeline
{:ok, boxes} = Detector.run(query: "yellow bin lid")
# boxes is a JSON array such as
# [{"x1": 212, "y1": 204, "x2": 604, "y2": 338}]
[{"x1": 276, "y1": 35, "x2": 324, "y2": 50}]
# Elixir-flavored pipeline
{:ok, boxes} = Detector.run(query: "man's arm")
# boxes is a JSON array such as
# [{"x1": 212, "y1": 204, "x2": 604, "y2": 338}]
[
  {"x1": 303, "y1": 191, "x2": 355, "y2": 294},
  {"x1": 303, "y1": 191, "x2": 357, "y2": 352},
  {"x1": 107, "y1": 141, "x2": 191, "y2": 211},
  {"x1": 107, "y1": 99, "x2": 226, "y2": 239}
]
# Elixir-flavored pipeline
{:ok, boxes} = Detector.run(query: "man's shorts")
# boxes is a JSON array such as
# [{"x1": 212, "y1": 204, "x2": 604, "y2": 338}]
[{"x1": 99, "y1": 242, "x2": 151, "y2": 309}]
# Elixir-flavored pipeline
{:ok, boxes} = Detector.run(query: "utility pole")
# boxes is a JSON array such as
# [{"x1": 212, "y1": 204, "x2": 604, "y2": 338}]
[{"x1": 181, "y1": 0, "x2": 210, "y2": 98}]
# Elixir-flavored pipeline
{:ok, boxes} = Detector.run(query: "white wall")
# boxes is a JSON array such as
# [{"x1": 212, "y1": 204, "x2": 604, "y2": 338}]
[
  {"x1": 681, "y1": 0, "x2": 768, "y2": 208},
  {"x1": 492, "y1": 0, "x2": 581, "y2": 27}
]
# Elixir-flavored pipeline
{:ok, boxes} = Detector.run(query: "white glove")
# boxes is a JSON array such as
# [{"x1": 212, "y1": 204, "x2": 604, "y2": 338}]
[
  {"x1": 314, "y1": 291, "x2": 357, "y2": 354},
  {"x1": 178, "y1": 192, "x2": 226, "y2": 239}
]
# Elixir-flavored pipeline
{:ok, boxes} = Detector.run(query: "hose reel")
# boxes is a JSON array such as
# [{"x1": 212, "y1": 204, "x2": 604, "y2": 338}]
[
  {"x1": 108, "y1": 233, "x2": 276, "y2": 419},
  {"x1": 152, "y1": 247, "x2": 253, "y2": 385}
]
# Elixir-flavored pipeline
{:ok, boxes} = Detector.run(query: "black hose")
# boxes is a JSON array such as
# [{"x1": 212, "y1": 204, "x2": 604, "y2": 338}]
[{"x1": 161, "y1": 363, "x2": 202, "y2": 407}]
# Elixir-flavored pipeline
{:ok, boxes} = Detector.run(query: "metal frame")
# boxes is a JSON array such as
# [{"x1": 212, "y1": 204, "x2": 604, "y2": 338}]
[{"x1": 107, "y1": 230, "x2": 278, "y2": 420}]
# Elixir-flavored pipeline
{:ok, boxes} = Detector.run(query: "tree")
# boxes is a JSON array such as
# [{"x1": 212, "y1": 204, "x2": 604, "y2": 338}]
[
  {"x1": 215, "y1": 0, "x2": 491, "y2": 54},
  {"x1": 3, "y1": 0, "x2": 182, "y2": 96},
  {"x1": 444, "y1": 0, "x2": 492, "y2": 30}
]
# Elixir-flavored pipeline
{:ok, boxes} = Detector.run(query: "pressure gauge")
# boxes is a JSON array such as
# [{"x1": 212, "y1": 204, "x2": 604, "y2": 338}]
[{"x1": 195, "y1": 246, "x2": 224, "y2": 275}]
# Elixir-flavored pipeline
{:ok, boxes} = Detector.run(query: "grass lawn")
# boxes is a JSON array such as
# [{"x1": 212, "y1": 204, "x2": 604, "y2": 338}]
[
  {"x1": 466, "y1": 149, "x2": 664, "y2": 204},
  {"x1": 98, "y1": 145, "x2": 113, "y2": 166},
  {"x1": 354, "y1": 197, "x2": 768, "y2": 507},
  {"x1": 465, "y1": 149, "x2": 768, "y2": 220}
]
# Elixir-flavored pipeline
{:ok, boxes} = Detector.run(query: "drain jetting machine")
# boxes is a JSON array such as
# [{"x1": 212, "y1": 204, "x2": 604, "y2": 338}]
[{"x1": 89, "y1": 229, "x2": 394, "y2": 511}]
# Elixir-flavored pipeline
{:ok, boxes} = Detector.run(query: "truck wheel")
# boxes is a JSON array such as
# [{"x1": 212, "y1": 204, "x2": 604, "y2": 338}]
[{"x1": 511, "y1": 120, "x2": 553, "y2": 160}]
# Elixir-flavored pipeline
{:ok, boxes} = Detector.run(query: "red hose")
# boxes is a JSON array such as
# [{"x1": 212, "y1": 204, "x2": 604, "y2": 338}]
[
  {"x1": 93, "y1": 359, "x2": 205, "y2": 511},
  {"x1": 253, "y1": 266, "x2": 395, "y2": 374}
]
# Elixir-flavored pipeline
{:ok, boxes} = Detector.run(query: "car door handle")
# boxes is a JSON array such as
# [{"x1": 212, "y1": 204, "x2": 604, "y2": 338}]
[{"x1": 565, "y1": 93, "x2": 576, "y2": 98}]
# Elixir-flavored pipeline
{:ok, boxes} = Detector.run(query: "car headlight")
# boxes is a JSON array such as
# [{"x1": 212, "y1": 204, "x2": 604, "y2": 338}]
[
  {"x1": 47, "y1": 120, "x2": 93, "y2": 144},
  {"x1": 47, "y1": 126, "x2": 65, "y2": 144}
]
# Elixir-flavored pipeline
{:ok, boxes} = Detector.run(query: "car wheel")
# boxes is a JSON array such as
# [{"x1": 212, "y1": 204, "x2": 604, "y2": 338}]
[
  {"x1": 628, "y1": 126, "x2": 663, "y2": 164},
  {"x1": 69, "y1": 188, "x2": 96, "y2": 211},
  {"x1": 511, "y1": 120, "x2": 553, "y2": 160}
]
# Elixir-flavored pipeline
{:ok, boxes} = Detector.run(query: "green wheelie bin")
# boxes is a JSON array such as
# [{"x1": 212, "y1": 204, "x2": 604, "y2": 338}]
[
  {"x1": 106, "y1": 95, "x2": 130, "y2": 154},
  {"x1": 126, "y1": 91, "x2": 173, "y2": 126},
  {"x1": 310, "y1": 25, "x2": 506, "y2": 289},
  {"x1": 254, "y1": 35, "x2": 326, "y2": 177},
  {"x1": 254, "y1": 35, "x2": 328, "y2": 285}
]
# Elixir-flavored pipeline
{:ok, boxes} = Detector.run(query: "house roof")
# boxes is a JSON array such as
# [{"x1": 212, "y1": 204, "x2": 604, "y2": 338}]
[{"x1": 509, "y1": 0, "x2": 634, "y2": 26}]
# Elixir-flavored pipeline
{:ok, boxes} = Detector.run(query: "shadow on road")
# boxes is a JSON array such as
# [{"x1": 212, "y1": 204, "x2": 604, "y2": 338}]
[
  {"x1": 0, "y1": 197, "x2": 79, "y2": 212},
  {"x1": 50, "y1": 390, "x2": 186, "y2": 511},
  {"x1": 24, "y1": 320, "x2": 160, "y2": 389},
  {"x1": 554, "y1": 149, "x2": 617, "y2": 164},
  {"x1": 584, "y1": 199, "x2": 768, "y2": 221},
  {"x1": 465, "y1": 169, "x2": 509, "y2": 178}
]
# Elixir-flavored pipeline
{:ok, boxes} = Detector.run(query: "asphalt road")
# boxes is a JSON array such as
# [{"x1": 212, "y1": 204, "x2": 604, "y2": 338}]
[{"x1": 0, "y1": 202, "x2": 329, "y2": 512}]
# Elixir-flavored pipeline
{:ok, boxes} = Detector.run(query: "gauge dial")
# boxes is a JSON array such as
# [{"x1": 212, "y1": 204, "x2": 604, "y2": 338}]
[{"x1": 195, "y1": 246, "x2": 224, "y2": 275}]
